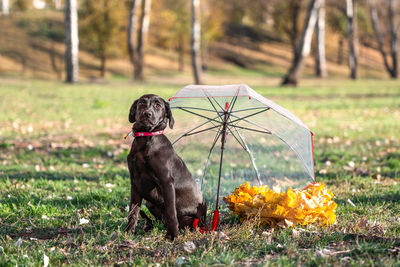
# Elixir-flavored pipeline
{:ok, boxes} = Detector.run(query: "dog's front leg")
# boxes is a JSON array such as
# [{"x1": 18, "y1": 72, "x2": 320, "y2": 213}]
[
  {"x1": 159, "y1": 177, "x2": 179, "y2": 240},
  {"x1": 125, "y1": 182, "x2": 142, "y2": 233}
]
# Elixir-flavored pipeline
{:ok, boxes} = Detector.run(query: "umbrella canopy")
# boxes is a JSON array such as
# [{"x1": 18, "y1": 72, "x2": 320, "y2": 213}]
[{"x1": 168, "y1": 84, "x2": 315, "y2": 208}]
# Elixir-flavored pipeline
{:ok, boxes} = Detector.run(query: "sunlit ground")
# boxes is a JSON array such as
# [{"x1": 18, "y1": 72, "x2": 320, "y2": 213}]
[{"x1": 0, "y1": 77, "x2": 399, "y2": 265}]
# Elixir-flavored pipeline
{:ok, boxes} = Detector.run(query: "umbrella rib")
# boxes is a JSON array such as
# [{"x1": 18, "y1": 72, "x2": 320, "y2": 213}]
[
  {"x1": 206, "y1": 97, "x2": 224, "y2": 122},
  {"x1": 176, "y1": 107, "x2": 222, "y2": 124},
  {"x1": 227, "y1": 122, "x2": 263, "y2": 185},
  {"x1": 172, "y1": 114, "x2": 221, "y2": 145},
  {"x1": 225, "y1": 125, "x2": 247, "y2": 150},
  {"x1": 210, "y1": 96, "x2": 225, "y2": 112},
  {"x1": 205, "y1": 98, "x2": 224, "y2": 124},
  {"x1": 203, "y1": 89, "x2": 224, "y2": 113},
  {"x1": 274, "y1": 135, "x2": 313, "y2": 180},
  {"x1": 208, "y1": 90, "x2": 242, "y2": 145},
  {"x1": 227, "y1": 89, "x2": 239, "y2": 113},
  {"x1": 200, "y1": 125, "x2": 223, "y2": 190},
  {"x1": 227, "y1": 124, "x2": 271, "y2": 135},
  {"x1": 183, "y1": 125, "x2": 221, "y2": 137},
  {"x1": 171, "y1": 106, "x2": 216, "y2": 113},
  {"x1": 231, "y1": 106, "x2": 268, "y2": 113},
  {"x1": 229, "y1": 108, "x2": 270, "y2": 124},
  {"x1": 229, "y1": 113, "x2": 272, "y2": 134}
]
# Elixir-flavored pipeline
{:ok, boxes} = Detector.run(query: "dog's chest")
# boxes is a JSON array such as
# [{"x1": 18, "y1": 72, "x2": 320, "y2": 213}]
[{"x1": 130, "y1": 142, "x2": 161, "y2": 200}]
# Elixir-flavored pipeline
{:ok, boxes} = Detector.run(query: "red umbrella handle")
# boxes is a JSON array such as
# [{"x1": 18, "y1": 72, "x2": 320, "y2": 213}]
[
  {"x1": 193, "y1": 209, "x2": 219, "y2": 233},
  {"x1": 211, "y1": 209, "x2": 219, "y2": 230}
]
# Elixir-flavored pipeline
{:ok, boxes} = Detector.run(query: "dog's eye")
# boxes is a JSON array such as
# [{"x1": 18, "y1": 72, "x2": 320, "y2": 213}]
[{"x1": 154, "y1": 103, "x2": 161, "y2": 109}]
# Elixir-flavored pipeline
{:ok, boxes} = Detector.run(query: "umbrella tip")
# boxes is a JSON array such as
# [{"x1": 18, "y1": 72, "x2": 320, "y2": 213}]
[{"x1": 225, "y1": 102, "x2": 229, "y2": 111}]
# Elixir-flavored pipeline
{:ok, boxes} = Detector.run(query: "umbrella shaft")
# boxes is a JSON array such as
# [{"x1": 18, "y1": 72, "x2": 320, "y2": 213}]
[{"x1": 215, "y1": 110, "x2": 229, "y2": 210}]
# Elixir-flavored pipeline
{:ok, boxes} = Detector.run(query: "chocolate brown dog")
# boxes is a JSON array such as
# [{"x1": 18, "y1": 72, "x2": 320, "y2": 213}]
[{"x1": 125, "y1": 94, "x2": 206, "y2": 240}]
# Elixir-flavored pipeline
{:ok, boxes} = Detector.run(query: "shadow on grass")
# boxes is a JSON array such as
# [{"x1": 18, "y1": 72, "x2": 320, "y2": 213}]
[
  {"x1": 1, "y1": 217, "x2": 156, "y2": 241},
  {"x1": 351, "y1": 191, "x2": 400, "y2": 204},
  {"x1": 1, "y1": 144, "x2": 128, "y2": 164},
  {"x1": 336, "y1": 190, "x2": 400, "y2": 205},
  {"x1": 3, "y1": 169, "x2": 128, "y2": 181},
  {"x1": 0, "y1": 224, "x2": 87, "y2": 240},
  {"x1": 41, "y1": 193, "x2": 128, "y2": 210}
]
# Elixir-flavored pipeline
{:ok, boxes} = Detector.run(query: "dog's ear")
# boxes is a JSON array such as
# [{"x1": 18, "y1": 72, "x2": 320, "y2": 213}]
[
  {"x1": 164, "y1": 100, "x2": 175, "y2": 129},
  {"x1": 129, "y1": 100, "x2": 138, "y2": 123}
]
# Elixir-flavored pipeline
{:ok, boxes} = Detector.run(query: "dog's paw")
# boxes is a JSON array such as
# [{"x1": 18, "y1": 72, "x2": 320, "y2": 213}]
[
  {"x1": 165, "y1": 225, "x2": 179, "y2": 241},
  {"x1": 165, "y1": 232, "x2": 177, "y2": 241}
]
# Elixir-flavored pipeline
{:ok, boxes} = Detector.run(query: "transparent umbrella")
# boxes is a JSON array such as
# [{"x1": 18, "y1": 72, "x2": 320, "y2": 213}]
[{"x1": 167, "y1": 84, "x2": 315, "y2": 230}]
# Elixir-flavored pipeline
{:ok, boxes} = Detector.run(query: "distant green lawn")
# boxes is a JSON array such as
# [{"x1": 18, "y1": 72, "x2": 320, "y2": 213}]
[{"x1": 0, "y1": 77, "x2": 399, "y2": 266}]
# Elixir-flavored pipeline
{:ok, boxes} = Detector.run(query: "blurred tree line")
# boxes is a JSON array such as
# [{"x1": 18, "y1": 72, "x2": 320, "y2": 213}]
[{"x1": 1, "y1": 0, "x2": 399, "y2": 84}]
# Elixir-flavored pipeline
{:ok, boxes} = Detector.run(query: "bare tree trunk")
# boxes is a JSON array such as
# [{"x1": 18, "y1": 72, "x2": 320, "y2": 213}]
[
  {"x1": 337, "y1": 37, "x2": 344, "y2": 64},
  {"x1": 64, "y1": 0, "x2": 79, "y2": 83},
  {"x1": 281, "y1": 0, "x2": 320, "y2": 86},
  {"x1": 368, "y1": 0, "x2": 392, "y2": 76},
  {"x1": 100, "y1": 53, "x2": 106, "y2": 78},
  {"x1": 346, "y1": 0, "x2": 358, "y2": 79},
  {"x1": 99, "y1": 0, "x2": 110, "y2": 78},
  {"x1": 290, "y1": 0, "x2": 301, "y2": 60},
  {"x1": 178, "y1": 35, "x2": 184, "y2": 72},
  {"x1": 315, "y1": 0, "x2": 327, "y2": 78},
  {"x1": 2, "y1": 0, "x2": 9, "y2": 15},
  {"x1": 127, "y1": 0, "x2": 141, "y2": 78},
  {"x1": 191, "y1": 0, "x2": 203, "y2": 84},
  {"x1": 134, "y1": 0, "x2": 152, "y2": 80},
  {"x1": 388, "y1": 0, "x2": 398, "y2": 78}
]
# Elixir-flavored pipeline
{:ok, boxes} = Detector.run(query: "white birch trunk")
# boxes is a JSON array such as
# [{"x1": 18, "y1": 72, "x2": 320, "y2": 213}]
[
  {"x1": 134, "y1": 0, "x2": 152, "y2": 80},
  {"x1": 191, "y1": 0, "x2": 203, "y2": 84},
  {"x1": 64, "y1": 0, "x2": 79, "y2": 83},
  {"x1": 346, "y1": 0, "x2": 358, "y2": 79},
  {"x1": 315, "y1": 0, "x2": 327, "y2": 78},
  {"x1": 282, "y1": 0, "x2": 320, "y2": 86},
  {"x1": 2, "y1": 0, "x2": 9, "y2": 15}
]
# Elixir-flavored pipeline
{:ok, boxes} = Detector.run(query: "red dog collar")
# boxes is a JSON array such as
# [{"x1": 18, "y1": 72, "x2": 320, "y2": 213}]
[
  {"x1": 133, "y1": 130, "x2": 164, "y2": 137},
  {"x1": 124, "y1": 130, "x2": 164, "y2": 140}
]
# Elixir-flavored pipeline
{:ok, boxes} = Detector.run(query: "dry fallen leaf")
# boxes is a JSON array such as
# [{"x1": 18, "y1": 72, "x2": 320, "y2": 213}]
[
  {"x1": 316, "y1": 248, "x2": 332, "y2": 258},
  {"x1": 356, "y1": 218, "x2": 386, "y2": 235},
  {"x1": 96, "y1": 245, "x2": 108, "y2": 253},
  {"x1": 14, "y1": 238, "x2": 23, "y2": 247},
  {"x1": 224, "y1": 182, "x2": 337, "y2": 227},
  {"x1": 110, "y1": 231, "x2": 118, "y2": 241},
  {"x1": 182, "y1": 241, "x2": 196, "y2": 253},
  {"x1": 291, "y1": 229, "x2": 300, "y2": 238},
  {"x1": 117, "y1": 240, "x2": 137, "y2": 250},
  {"x1": 218, "y1": 231, "x2": 230, "y2": 241},
  {"x1": 62, "y1": 236, "x2": 74, "y2": 246}
]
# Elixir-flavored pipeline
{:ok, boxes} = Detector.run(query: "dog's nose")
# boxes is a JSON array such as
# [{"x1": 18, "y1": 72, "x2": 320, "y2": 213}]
[{"x1": 144, "y1": 111, "x2": 152, "y2": 118}]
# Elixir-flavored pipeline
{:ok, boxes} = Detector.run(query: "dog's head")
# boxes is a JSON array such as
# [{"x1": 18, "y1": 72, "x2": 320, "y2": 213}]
[{"x1": 129, "y1": 94, "x2": 174, "y2": 131}]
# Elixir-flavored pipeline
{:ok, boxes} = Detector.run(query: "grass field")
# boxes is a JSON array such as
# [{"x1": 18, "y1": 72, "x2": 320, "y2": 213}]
[{"x1": 0, "y1": 76, "x2": 399, "y2": 266}]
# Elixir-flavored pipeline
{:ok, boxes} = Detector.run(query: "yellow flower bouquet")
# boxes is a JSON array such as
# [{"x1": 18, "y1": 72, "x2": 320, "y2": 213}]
[{"x1": 223, "y1": 182, "x2": 337, "y2": 227}]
